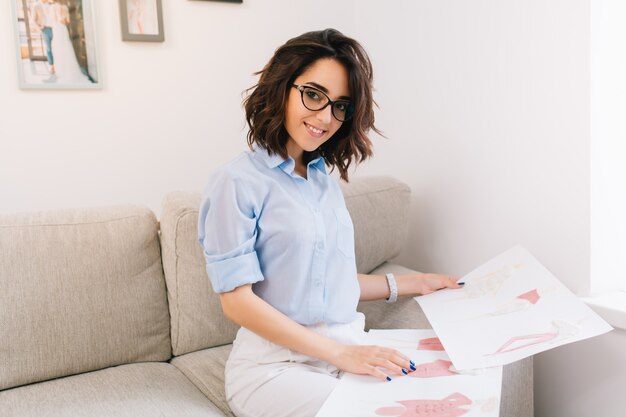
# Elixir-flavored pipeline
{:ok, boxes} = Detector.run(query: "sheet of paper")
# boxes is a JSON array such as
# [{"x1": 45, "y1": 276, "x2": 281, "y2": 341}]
[
  {"x1": 415, "y1": 245, "x2": 613, "y2": 371},
  {"x1": 316, "y1": 329, "x2": 503, "y2": 417}
]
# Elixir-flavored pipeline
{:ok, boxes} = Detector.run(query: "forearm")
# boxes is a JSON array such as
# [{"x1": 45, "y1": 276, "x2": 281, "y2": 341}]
[
  {"x1": 357, "y1": 273, "x2": 420, "y2": 301},
  {"x1": 220, "y1": 285, "x2": 341, "y2": 364},
  {"x1": 357, "y1": 272, "x2": 463, "y2": 301},
  {"x1": 221, "y1": 284, "x2": 416, "y2": 381}
]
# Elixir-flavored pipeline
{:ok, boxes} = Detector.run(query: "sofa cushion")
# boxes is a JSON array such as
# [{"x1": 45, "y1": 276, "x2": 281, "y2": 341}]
[
  {"x1": 171, "y1": 345, "x2": 234, "y2": 417},
  {"x1": 0, "y1": 206, "x2": 171, "y2": 391},
  {"x1": 340, "y1": 176, "x2": 411, "y2": 273},
  {"x1": 0, "y1": 362, "x2": 225, "y2": 417},
  {"x1": 160, "y1": 193, "x2": 240, "y2": 356}
]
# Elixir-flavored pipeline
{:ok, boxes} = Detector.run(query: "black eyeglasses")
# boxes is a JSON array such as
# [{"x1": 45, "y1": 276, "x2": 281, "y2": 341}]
[{"x1": 292, "y1": 84, "x2": 354, "y2": 122}]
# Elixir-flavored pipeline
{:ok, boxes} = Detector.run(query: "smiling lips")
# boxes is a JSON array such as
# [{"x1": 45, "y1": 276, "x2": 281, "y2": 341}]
[{"x1": 304, "y1": 122, "x2": 326, "y2": 138}]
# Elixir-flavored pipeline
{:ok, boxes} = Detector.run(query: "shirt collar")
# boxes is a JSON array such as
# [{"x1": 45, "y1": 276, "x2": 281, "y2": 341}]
[
  {"x1": 253, "y1": 145, "x2": 285, "y2": 169},
  {"x1": 307, "y1": 155, "x2": 328, "y2": 175},
  {"x1": 253, "y1": 145, "x2": 328, "y2": 176}
]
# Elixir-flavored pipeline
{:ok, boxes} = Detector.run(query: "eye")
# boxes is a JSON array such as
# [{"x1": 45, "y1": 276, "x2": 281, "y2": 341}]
[
  {"x1": 334, "y1": 102, "x2": 350, "y2": 112},
  {"x1": 304, "y1": 88, "x2": 322, "y2": 101}
]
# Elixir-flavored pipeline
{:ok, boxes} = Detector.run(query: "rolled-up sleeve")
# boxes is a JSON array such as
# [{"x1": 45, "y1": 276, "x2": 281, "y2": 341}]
[{"x1": 198, "y1": 168, "x2": 264, "y2": 293}]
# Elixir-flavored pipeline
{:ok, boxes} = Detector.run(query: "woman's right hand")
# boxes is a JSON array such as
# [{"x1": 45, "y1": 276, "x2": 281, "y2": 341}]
[{"x1": 329, "y1": 344, "x2": 414, "y2": 381}]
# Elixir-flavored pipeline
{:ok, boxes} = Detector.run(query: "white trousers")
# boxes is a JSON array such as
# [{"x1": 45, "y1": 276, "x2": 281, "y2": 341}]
[{"x1": 225, "y1": 313, "x2": 366, "y2": 417}]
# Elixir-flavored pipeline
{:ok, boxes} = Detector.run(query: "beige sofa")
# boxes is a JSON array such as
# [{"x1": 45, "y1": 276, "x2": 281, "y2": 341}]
[{"x1": 0, "y1": 176, "x2": 532, "y2": 417}]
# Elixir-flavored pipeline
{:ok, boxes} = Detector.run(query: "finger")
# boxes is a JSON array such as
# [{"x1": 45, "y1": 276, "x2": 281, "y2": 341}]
[
  {"x1": 446, "y1": 276, "x2": 465, "y2": 288},
  {"x1": 377, "y1": 347, "x2": 411, "y2": 366},
  {"x1": 376, "y1": 350, "x2": 412, "y2": 376},
  {"x1": 365, "y1": 364, "x2": 393, "y2": 382},
  {"x1": 373, "y1": 358, "x2": 406, "y2": 376},
  {"x1": 453, "y1": 279, "x2": 465, "y2": 288},
  {"x1": 389, "y1": 354, "x2": 414, "y2": 375}
]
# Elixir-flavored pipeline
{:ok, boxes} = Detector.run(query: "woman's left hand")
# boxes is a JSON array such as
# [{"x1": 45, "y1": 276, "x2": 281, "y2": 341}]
[{"x1": 412, "y1": 273, "x2": 464, "y2": 295}]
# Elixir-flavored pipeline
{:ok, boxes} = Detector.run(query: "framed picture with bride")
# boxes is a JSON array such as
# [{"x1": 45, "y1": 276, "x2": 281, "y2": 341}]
[{"x1": 11, "y1": 0, "x2": 101, "y2": 90}]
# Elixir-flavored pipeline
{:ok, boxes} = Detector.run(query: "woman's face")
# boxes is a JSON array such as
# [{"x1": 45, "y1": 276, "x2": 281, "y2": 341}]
[{"x1": 284, "y1": 58, "x2": 350, "y2": 159}]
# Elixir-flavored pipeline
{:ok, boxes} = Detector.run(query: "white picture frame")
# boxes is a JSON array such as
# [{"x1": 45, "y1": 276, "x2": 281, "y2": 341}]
[{"x1": 11, "y1": 0, "x2": 102, "y2": 90}]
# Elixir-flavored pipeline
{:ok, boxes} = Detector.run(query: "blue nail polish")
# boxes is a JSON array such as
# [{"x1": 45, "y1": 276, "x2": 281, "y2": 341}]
[
  {"x1": 458, "y1": 282, "x2": 465, "y2": 285},
  {"x1": 386, "y1": 376, "x2": 392, "y2": 382},
  {"x1": 402, "y1": 368, "x2": 408, "y2": 375},
  {"x1": 410, "y1": 364, "x2": 416, "y2": 371},
  {"x1": 410, "y1": 360, "x2": 415, "y2": 366}
]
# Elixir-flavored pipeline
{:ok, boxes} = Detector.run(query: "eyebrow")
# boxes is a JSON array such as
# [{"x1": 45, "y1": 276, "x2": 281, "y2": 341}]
[{"x1": 304, "y1": 82, "x2": 351, "y2": 101}]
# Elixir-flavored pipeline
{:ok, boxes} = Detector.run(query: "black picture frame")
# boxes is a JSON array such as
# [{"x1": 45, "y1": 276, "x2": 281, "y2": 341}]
[{"x1": 193, "y1": 0, "x2": 243, "y2": 3}]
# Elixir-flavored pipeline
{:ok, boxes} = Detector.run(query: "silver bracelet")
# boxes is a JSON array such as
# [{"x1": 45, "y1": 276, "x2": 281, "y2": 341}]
[{"x1": 385, "y1": 273, "x2": 398, "y2": 303}]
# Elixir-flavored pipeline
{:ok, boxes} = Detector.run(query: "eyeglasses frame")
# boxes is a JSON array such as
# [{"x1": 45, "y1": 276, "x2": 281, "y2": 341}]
[{"x1": 292, "y1": 84, "x2": 354, "y2": 122}]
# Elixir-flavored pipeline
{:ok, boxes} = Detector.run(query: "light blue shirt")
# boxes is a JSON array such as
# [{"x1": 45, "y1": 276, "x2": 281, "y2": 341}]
[{"x1": 198, "y1": 147, "x2": 360, "y2": 325}]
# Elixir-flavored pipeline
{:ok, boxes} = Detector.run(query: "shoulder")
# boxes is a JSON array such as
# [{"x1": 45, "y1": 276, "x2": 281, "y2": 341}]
[
  {"x1": 203, "y1": 151, "x2": 269, "y2": 199},
  {"x1": 208, "y1": 151, "x2": 258, "y2": 184}
]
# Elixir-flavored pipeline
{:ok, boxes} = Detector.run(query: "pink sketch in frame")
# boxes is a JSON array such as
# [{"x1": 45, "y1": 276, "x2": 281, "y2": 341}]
[{"x1": 375, "y1": 392, "x2": 472, "y2": 417}]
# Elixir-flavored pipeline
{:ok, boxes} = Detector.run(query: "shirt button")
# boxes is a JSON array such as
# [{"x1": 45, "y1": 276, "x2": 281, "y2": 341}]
[{"x1": 317, "y1": 242, "x2": 325, "y2": 250}]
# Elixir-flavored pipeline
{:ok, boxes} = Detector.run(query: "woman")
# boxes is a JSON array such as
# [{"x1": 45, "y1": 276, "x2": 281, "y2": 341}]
[
  {"x1": 198, "y1": 29, "x2": 463, "y2": 417},
  {"x1": 50, "y1": 0, "x2": 91, "y2": 84}
]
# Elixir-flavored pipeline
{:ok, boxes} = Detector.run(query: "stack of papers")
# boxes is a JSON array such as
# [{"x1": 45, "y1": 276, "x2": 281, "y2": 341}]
[
  {"x1": 317, "y1": 329, "x2": 503, "y2": 417},
  {"x1": 316, "y1": 246, "x2": 612, "y2": 417}
]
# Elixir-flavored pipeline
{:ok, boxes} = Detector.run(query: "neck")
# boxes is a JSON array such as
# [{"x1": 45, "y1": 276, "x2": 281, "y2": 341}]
[{"x1": 285, "y1": 141, "x2": 307, "y2": 177}]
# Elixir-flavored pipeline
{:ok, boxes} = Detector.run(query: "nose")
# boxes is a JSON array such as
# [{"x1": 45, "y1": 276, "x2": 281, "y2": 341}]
[{"x1": 316, "y1": 104, "x2": 333, "y2": 124}]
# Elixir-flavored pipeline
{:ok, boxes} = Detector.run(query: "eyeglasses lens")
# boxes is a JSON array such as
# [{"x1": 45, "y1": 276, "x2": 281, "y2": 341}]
[{"x1": 301, "y1": 86, "x2": 351, "y2": 122}]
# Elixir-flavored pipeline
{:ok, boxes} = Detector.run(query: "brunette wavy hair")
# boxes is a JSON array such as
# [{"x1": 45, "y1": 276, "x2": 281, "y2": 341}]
[{"x1": 243, "y1": 28, "x2": 380, "y2": 181}]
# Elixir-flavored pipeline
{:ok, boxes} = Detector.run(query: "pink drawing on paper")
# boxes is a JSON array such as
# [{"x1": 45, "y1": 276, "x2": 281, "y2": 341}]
[
  {"x1": 451, "y1": 264, "x2": 524, "y2": 300},
  {"x1": 409, "y1": 359, "x2": 458, "y2": 378},
  {"x1": 483, "y1": 288, "x2": 541, "y2": 317},
  {"x1": 461, "y1": 288, "x2": 543, "y2": 321},
  {"x1": 418, "y1": 337, "x2": 445, "y2": 351},
  {"x1": 375, "y1": 392, "x2": 472, "y2": 417},
  {"x1": 487, "y1": 319, "x2": 580, "y2": 356},
  {"x1": 516, "y1": 289, "x2": 540, "y2": 304}
]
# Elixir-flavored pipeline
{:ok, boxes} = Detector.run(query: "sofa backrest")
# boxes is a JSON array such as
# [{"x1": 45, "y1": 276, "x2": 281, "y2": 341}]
[
  {"x1": 340, "y1": 176, "x2": 411, "y2": 273},
  {"x1": 0, "y1": 205, "x2": 172, "y2": 391},
  {"x1": 160, "y1": 175, "x2": 411, "y2": 357},
  {"x1": 160, "y1": 192, "x2": 240, "y2": 356}
]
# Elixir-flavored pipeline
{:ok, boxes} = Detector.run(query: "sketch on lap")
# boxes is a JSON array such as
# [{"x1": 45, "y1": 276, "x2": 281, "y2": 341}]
[
  {"x1": 418, "y1": 337, "x2": 445, "y2": 351},
  {"x1": 409, "y1": 359, "x2": 458, "y2": 378},
  {"x1": 375, "y1": 392, "x2": 472, "y2": 417},
  {"x1": 315, "y1": 329, "x2": 502, "y2": 417}
]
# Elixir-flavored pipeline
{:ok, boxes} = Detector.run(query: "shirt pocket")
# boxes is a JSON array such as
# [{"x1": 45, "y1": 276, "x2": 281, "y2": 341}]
[{"x1": 334, "y1": 208, "x2": 355, "y2": 259}]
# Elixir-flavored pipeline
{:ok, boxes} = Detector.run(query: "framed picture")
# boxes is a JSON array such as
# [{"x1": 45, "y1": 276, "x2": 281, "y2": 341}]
[
  {"x1": 192, "y1": 0, "x2": 243, "y2": 3},
  {"x1": 11, "y1": 0, "x2": 101, "y2": 90},
  {"x1": 119, "y1": 0, "x2": 164, "y2": 42}
]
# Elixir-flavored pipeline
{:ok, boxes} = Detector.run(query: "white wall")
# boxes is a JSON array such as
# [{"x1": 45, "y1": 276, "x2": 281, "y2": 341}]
[
  {"x1": 3, "y1": 1, "x2": 624, "y2": 417},
  {"x1": 0, "y1": 0, "x2": 357, "y2": 216},
  {"x1": 353, "y1": 0, "x2": 590, "y2": 295},
  {"x1": 535, "y1": 1, "x2": 626, "y2": 417},
  {"x1": 590, "y1": 0, "x2": 626, "y2": 294}
]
